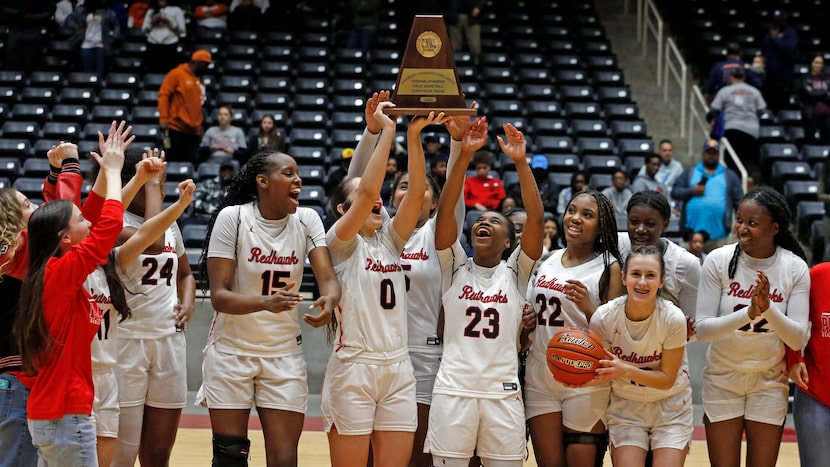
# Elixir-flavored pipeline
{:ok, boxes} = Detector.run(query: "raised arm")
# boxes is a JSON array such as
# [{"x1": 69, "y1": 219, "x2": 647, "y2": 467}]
[
  {"x1": 332, "y1": 100, "x2": 397, "y2": 242},
  {"x1": 445, "y1": 111, "x2": 475, "y2": 235},
  {"x1": 498, "y1": 123, "x2": 542, "y2": 260},
  {"x1": 395, "y1": 112, "x2": 448, "y2": 240},
  {"x1": 436, "y1": 117, "x2": 488, "y2": 250},
  {"x1": 116, "y1": 179, "x2": 195, "y2": 268},
  {"x1": 348, "y1": 90, "x2": 389, "y2": 178},
  {"x1": 122, "y1": 149, "x2": 166, "y2": 209}
]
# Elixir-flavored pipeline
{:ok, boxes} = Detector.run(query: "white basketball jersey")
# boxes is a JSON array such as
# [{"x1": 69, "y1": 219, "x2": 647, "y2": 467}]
[
  {"x1": 699, "y1": 245, "x2": 810, "y2": 372},
  {"x1": 618, "y1": 234, "x2": 700, "y2": 315},
  {"x1": 433, "y1": 242, "x2": 535, "y2": 399},
  {"x1": 206, "y1": 203, "x2": 325, "y2": 356},
  {"x1": 119, "y1": 211, "x2": 185, "y2": 339},
  {"x1": 591, "y1": 297, "x2": 690, "y2": 402},
  {"x1": 402, "y1": 218, "x2": 442, "y2": 354},
  {"x1": 528, "y1": 249, "x2": 610, "y2": 361},
  {"x1": 86, "y1": 266, "x2": 119, "y2": 369},
  {"x1": 328, "y1": 222, "x2": 409, "y2": 364}
]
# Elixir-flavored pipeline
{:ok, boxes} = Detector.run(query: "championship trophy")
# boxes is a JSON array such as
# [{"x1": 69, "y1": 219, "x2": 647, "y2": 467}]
[{"x1": 384, "y1": 15, "x2": 477, "y2": 116}]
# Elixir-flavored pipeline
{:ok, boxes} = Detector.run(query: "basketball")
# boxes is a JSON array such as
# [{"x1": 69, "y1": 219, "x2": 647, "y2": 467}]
[{"x1": 546, "y1": 326, "x2": 606, "y2": 385}]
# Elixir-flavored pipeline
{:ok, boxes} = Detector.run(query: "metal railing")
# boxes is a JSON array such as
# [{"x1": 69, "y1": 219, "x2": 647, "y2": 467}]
[
  {"x1": 688, "y1": 86, "x2": 710, "y2": 157},
  {"x1": 641, "y1": 0, "x2": 663, "y2": 86},
  {"x1": 720, "y1": 136, "x2": 749, "y2": 193},
  {"x1": 664, "y1": 37, "x2": 687, "y2": 138}
]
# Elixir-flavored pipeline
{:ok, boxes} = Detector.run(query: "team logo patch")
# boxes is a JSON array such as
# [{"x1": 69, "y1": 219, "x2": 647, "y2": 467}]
[{"x1": 502, "y1": 382, "x2": 518, "y2": 391}]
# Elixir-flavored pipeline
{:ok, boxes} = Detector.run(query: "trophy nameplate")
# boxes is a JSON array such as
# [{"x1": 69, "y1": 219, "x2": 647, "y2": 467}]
[{"x1": 385, "y1": 15, "x2": 477, "y2": 116}]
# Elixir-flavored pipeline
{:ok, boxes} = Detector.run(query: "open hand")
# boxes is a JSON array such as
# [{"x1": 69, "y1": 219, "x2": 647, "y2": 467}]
[
  {"x1": 497, "y1": 123, "x2": 527, "y2": 162},
  {"x1": 365, "y1": 90, "x2": 391, "y2": 134}
]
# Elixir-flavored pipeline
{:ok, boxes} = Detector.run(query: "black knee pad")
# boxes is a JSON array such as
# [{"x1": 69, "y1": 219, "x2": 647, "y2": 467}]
[
  {"x1": 563, "y1": 432, "x2": 608, "y2": 467},
  {"x1": 212, "y1": 434, "x2": 250, "y2": 467}
]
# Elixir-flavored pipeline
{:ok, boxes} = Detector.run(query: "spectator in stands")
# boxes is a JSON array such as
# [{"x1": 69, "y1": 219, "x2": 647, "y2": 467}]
[
  {"x1": 750, "y1": 55, "x2": 766, "y2": 86},
  {"x1": 193, "y1": 0, "x2": 228, "y2": 30},
  {"x1": 346, "y1": 0, "x2": 381, "y2": 50},
  {"x1": 228, "y1": 0, "x2": 263, "y2": 31},
  {"x1": 247, "y1": 114, "x2": 284, "y2": 161},
  {"x1": 158, "y1": 50, "x2": 212, "y2": 164},
  {"x1": 2, "y1": 0, "x2": 52, "y2": 73},
  {"x1": 381, "y1": 157, "x2": 399, "y2": 203},
  {"x1": 127, "y1": 0, "x2": 151, "y2": 28},
  {"x1": 672, "y1": 139, "x2": 743, "y2": 248},
  {"x1": 684, "y1": 229, "x2": 709, "y2": 265},
  {"x1": 448, "y1": 0, "x2": 485, "y2": 64},
  {"x1": 326, "y1": 148, "x2": 353, "y2": 196},
  {"x1": 761, "y1": 9, "x2": 798, "y2": 112},
  {"x1": 602, "y1": 168, "x2": 634, "y2": 217},
  {"x1": 708, "y1": 67, "x2": 767, "y2": 181},
  {"x1": 423, "y1": 133, "x2": 449, "y2": 164},
  {"x1": 463, "y1": 150, "x2": 505, "y2": 211},
  {"x1": 703, "y1": 43, "x2": 762, "y2": 98},
  {"x1": 142, "y1": 0, "x2": 186, "y2": 74},
  {"x1": 230, "y1": 0, "x2": 269, "y2": 13},
  {"x1": 631, "y1": 153, "x2": 667, "y2": 194},
  {"x1": 498, "y1": 196, "x2": 518, "y2": 213},
  {"x1": 702, "y1": 43, "x2": 761, "y2": 139},
  {"x1": 556, "y1": 170, "x2": 588, "y2": 215},
  {"x1": 199, "y1": 105, "x2": 247, "y2": 163},
  {"x1": 190, "y1": 161, "x2": 236, "y2": 218},
  {"x1": 508, "y1": 154, "x2": 558, "y2": 213},
  {"x1": 798, "y1": 55, "x2": 830, "y2": 145},
  {"x1": 430, "y1": 155, "x2": 448, "y2": 190},
  {"x1": 65, "y1": 0, "x2": 121, "y2": 76},
  {"x1": 55, "y1": 0, "x2": 80, "y2": 29},
  {"x1": 637, "y1": 139, "x2": 684, "y2": 192},
  {"x1": 542, "y1": 215, "x2": 564, "y2": 252}
]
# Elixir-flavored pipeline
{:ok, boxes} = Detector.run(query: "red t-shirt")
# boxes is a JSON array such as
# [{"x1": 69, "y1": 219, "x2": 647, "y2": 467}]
[
  {"x1": 22, "y1": 200, "x2": 124, "y2": 419},
  {"x1": 786, "y1": 262, "x2": 830, "y2": 408},
  {"x1": 463, "y1": 175, "x2": 506, "y2": 210}
]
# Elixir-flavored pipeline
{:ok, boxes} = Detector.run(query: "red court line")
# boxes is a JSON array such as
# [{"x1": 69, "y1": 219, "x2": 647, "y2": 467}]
[{"x1": 181, "y1": 415, "x2": 795, "y2": 441}]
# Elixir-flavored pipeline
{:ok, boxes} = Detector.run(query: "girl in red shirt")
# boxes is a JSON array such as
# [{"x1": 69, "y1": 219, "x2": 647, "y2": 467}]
[{"x1": 14, "y1": 129, "x2": 127, "y2": 466}]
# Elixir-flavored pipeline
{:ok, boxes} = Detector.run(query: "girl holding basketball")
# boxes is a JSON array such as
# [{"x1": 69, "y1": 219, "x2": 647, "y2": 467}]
[
  {"x1": 696, "y1": 187, "x2": 810, "y2": 467},
  {"x1": 323, "y1": 101, "x2": 436, "y2": 466},
  {"x1": 199, "y1": 148, "x2": 340, "y2": 466},
  {"x1": 589, "y1": 245, "x2": 692, "y2": 467},
  {"x1": 347, "y1": 91, "x2": 469, "y2": 467},
  {"x1": 617, "y1": 191, "x2": 700, "y2": 319},
  {"x1": 14, "y1": 125, "x2": 126, "y2": 467},
  {"x1": 525, "y1": 189, "x2": 624, "y2": 467},
  {"x1": 425, "y1": 119, "x2": 543, "y2": 467}
]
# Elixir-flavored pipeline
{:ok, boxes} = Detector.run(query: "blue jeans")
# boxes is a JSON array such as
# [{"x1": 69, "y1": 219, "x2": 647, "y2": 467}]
[
  {"x1": 0, "y1": 373, "x2": 37, "y2": 467},
  {"x1": 28, "y1": 415, "x2": 97, "y2": 467},
  {"x1": 793, "y1": 387, "x2": 830, "y2": 466},
  {"x1": 80, "y1": 47, "x2": 105, "y2": 77}
]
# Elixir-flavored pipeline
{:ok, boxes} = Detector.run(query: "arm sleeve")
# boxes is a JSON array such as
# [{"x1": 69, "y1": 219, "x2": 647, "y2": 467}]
[
  {"x1": 348, "y1": 128, "x2": 380, "y2": 178},
  {"x1": 671, "y1": 170, "x2": 693, "y2": 202},
  {"x1": 664, "y1": 305, "x2": 689, "y2": 350},
  {"x1": 173, "y1": 223, "x2": 185, "y2": 257},
  {"x1": 200, "y1": 128, "x2": 213, "y2": 147},
  {"x1": 763, "y1": 259, "x2": 810, "y2": 351},
  {"x1": 207, "y1": 206, "x2": 240, "y2": 260},
  {"x1": 710, "y1": 89, "x2": 725, "y2": 112},
  {"x1": 235, "y1": 127, "x2": 247, "y2": 149},
  {"x1": 438, "y1": 240, "x2": 467, "y2": 294},
  {"x1": 325, "y1": 225, "x2": 358, "y2": 266},
  {"x1": 448, "y1": 139, "x2": 465, "y2": 236},
  {"x1": 157, "y1": 73, "x2": 175, "y2": 125},
  {"x1": 678, "y1": 253, "x2": 701, "y2": 316},
  {"x1": 81, "y1": 190, "x2": 105, "y2": 225},
  {"x1": 54, "y1": 200, "x2": 125, "y2": 288},
  {"x1": 298, "y1": 208, "x2": 327, "y2": 254},
  {"x1": 694, "y1": 249, "x2": 753, "y2": 342}
]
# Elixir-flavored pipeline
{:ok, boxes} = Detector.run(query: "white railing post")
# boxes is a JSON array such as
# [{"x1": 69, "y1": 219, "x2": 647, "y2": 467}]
[
  {"x1": 664, "y1": 38, "x2": 688, "y2": 138},
  {"x1": 642, "y1": 0, "x2": 662, "y2": 85},
  {"x1": 720, "y1": 137, "x2": 749, "y2": 193},
  {"x1": 689, "y1": 85, "x2": 709, "y2": 158},
  {"x1": 637, "y1": 0, "x2": 644, "y2": 42}
]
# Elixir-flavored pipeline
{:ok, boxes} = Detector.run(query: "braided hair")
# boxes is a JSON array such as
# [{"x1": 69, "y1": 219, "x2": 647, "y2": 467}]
[
  {"x1": 727, "y1": 186, "x2": 806, "y2": 279},
  {"x1": 198, "y1": 151, "x2": 280, "y2": 293},
  {"x1": 566, "y1": 189, "x2": 622, "y2": 301}
]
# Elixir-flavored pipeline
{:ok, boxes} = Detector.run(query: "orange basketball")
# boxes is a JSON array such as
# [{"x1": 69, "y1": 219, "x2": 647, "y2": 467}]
[{"x1": 546, "y1": 326, "x2": 606, "y2": 385}]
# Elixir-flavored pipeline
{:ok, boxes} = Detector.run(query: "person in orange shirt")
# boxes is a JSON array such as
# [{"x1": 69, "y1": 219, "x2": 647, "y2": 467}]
[{"x1": 158, "y1": 50, "x2": 211, "y2": 163}]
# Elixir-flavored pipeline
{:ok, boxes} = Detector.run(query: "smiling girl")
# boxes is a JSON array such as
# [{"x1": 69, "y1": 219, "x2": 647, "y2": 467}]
[
  {"x1": 695, "y1": 187, "x2": 809, "y2": 467},
  {"x1": 590, "y1": 245, "x2": 692, "y2": 467}
]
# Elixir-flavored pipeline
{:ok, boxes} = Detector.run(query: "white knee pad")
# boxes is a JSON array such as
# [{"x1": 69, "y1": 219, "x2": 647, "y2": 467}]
[
  {"x1": 432, "y1": 455, "x2": 471, "y2": 467},
  {"x1": 112, "y1": 405, "x2": 144, "y2": 467},
  {"x1": 480, "y1": 458, "x2": 523, "y2": 467}
]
